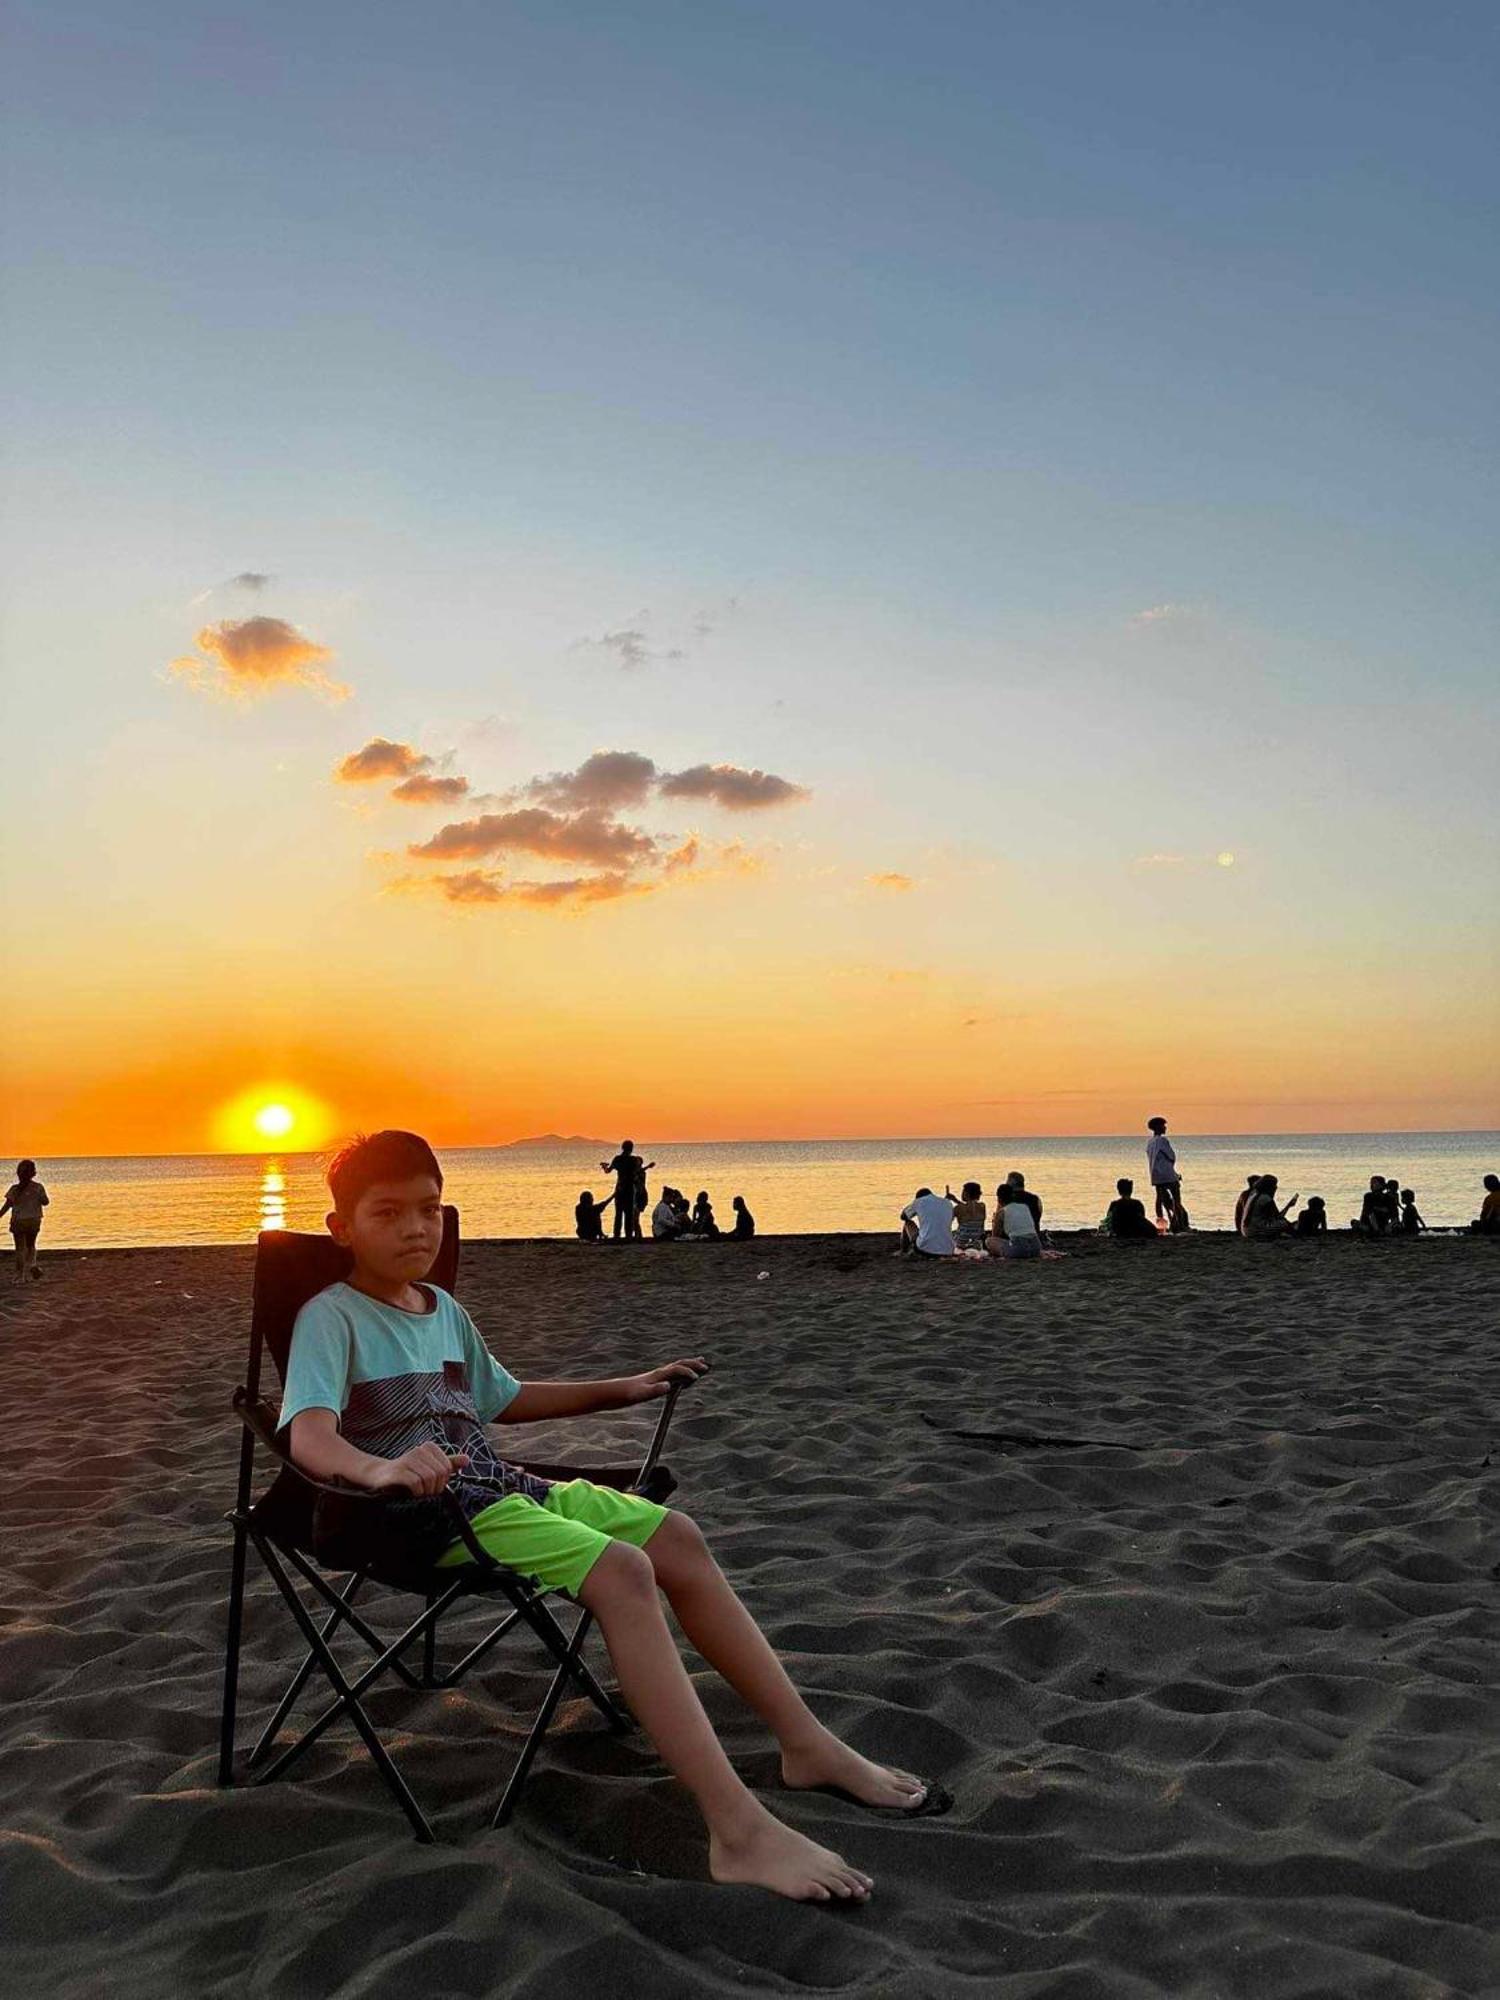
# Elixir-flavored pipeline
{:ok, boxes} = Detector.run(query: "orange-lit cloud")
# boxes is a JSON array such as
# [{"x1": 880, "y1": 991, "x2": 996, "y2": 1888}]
[
  {"x1": 868, "y1": 871, "x2": 916, "y2": 892},
  {"x1": 657, "y1": 763, "x2": 810, "y2": 811},
  {"x1": 384, "y1": 747, "x2": 795, "y2": 916},
  {"x1": 337, "y1": 738, "x2": 431, "y2": 782},
  {"x1": 409, "y1": 806, "x2": 657, "y2": 869},
  {"x1": 391, "y1": 773, "x2": 470, "y2": 805},
  {"x1": 172, "y1": 616, "x2": 347, "y2": 701},
  {"x1": 435, "y1": 869, "x2": 643, "y2": 907}
]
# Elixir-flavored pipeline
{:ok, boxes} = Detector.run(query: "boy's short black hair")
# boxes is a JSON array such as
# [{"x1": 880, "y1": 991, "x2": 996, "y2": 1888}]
[
  {"x1": 1117, "y1": 1177, "x2": 1132, "y2": 1195},
  {"x1": 327, "y1": 1130, "x2": 443, "y2": 1214}
]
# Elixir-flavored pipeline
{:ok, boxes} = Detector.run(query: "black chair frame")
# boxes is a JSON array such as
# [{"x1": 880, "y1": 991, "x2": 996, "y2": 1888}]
[{"x1": 217, "y1": 1211, "x2": 687, "y2": 1842}]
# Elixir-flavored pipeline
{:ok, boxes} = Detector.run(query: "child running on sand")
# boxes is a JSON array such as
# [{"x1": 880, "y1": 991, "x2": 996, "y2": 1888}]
[
  {"x1": 1, "y1": 1160, "x2": 48, "y2": 1281},
  {"x1": 282, "y1": 1131, "x2": 949, "y2": 1902}
]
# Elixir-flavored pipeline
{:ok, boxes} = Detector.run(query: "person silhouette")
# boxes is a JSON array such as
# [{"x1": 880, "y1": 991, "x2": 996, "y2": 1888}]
[
  {"x1": 1294, "y1": 1196, "x2": 1328, "y2": 1237},
  {"x1": 1, "y1": 1159, "x2": 48, "y2": 1281},
  {"x1": 1145, "y1": 1118, "x2": 1181, "y2": 1229},
  {"x1": 1473, "y1": 1173, "x2": 1500, "y2": 1234},
  {"x1": 1105, "y1": 1177, "x2": 1157, "y2": 1241},
  {"x1": 574, "y1": 1190, "x2": 613, "y2": 1242},
  {"x1": 692, "y1": 1190, "x2": 721, "y2": 1240},
  {"x1": 600, "y1": 1140, "x2": 655, "y2": 1242},
  {"x1": 731, "y1": 1195, "x2": 756, "y2": 1240}
]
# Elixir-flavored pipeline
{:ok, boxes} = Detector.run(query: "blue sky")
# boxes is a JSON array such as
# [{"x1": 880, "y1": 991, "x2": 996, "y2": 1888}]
[{"x1": 2, "y1": 1, "x2": 1496, "y2": 1145}]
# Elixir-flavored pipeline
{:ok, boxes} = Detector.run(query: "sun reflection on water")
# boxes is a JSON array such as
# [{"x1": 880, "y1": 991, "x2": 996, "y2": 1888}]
[{"x1": 258, "y1": 1160, "x2": 287, "y2": 1233}]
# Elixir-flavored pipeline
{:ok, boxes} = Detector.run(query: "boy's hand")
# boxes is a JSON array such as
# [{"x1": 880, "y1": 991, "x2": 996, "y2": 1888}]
[
  {"x1": 623, "y1": 1357, "x2": 709, "y2": 1404},
  {"x1": 368, "y1": 1445, "x2": 470, "y2": 1497}
]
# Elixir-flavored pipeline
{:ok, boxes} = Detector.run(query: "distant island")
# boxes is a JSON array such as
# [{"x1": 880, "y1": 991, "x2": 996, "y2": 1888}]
[{"x1": 496, "y1": 1134, "x2": 615, "y2": 1151}]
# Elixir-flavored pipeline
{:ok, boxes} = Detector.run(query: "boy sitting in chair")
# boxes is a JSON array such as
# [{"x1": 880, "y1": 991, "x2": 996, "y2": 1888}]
[{"x1": 282, "y1": 1130, "x2": 948, "y2": 1903}]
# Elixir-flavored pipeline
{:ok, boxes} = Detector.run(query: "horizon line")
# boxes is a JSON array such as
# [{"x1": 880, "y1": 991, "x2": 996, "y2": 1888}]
[{"x1": 13, "y1": 1123, "x2": 1500, "y2": 1163}]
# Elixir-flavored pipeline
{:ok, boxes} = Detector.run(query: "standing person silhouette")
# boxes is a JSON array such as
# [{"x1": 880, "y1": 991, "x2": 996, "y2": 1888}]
[
  {"x1": 2, "y1": 1159, "x2": 49, "y2": 1281},
  {"x1": 1145, "y1": 1118, "x2": 1181, "y2": 1230},
  {"x1": 601, "y1": 1141, "x2": 655, "y2": 1242}
]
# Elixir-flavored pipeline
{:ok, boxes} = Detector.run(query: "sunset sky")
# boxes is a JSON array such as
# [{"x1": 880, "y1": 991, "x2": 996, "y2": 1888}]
[{"x1": 3, "y1": 1, "x2": 1497, "y2": 1154}]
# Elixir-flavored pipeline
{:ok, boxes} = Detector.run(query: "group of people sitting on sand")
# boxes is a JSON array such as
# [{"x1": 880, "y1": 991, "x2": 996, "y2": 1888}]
[
  {"x1": 898, "y1": 1174, "x2": 1052, "y2": 1261},
  {"x1": 575, "y1": 1141, "x2": 756, "y2": 1243},
  {"x1": 1230, "y1": 1172, "x2": 1430, "y2": 1241},
  {"x1": 651, "y1": 1187, "x2": 755, "y2": 1242}
]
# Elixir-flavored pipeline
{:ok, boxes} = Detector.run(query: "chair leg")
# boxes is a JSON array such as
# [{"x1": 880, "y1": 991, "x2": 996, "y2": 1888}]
[
  {"x1": 252, "y1": 1534, "x2": 437, "y2": 1843},
  {"x1": 247, "y1": 1572, "x2": 365, "y2": 1769},
  {"x1": 491, "y1": 1606, "x2": 630, "y2": 1830},
  {"x1": 282, "y1": 1553, "x2": 425, "y2": 1690},
  {"x1": 254, "y1": 1551, "x2": 465, "y2": 1785},
  {"x1": 518, "y1": 1598, "x2": 630, "y2": 1731},
  {"x1": 217, "y1": 1510, "x2": 252, "y2": 1786},
  {"x1": 422, "y1": 1591, "x2": 438, "y2": 1686}
]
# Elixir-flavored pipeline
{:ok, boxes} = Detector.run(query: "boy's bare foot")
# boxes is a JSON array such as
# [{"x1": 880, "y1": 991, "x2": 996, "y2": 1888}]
[
  {"x1": 781, "y1": 1734, "x2": 940, "y2": 1812},
  {"x1": 709, "y1": 1809, "x2": 873, "y2": 1902}
]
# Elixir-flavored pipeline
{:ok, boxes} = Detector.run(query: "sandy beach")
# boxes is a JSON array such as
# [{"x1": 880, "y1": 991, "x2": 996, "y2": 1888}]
[{"x1": 2, "y1": 1231, "x2": 1498, "y2": 1997}]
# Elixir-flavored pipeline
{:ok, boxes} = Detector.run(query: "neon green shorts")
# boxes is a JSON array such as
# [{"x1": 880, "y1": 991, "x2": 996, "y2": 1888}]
[{"x1": 435, "y1": 1478, "x2": 668, "y2": 1596}]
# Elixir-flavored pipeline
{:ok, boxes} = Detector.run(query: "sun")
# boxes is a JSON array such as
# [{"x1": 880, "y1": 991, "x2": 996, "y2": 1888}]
[{"x1": 214, "y1": 1084, "x2": 334, "y2": 1153}]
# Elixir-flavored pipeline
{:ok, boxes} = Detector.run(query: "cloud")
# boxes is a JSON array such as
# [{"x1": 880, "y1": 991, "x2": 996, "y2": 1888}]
[
  {"x1": 1130, "y1": 850, "x2": 1240, "y2": 872},
  {"x1": 336, "y1": 738, "x2": 431, "y2": 783},
  {"x1": 520, "y1": 749, "x2": 659, "y2": 813},
  {"x1": 574, "y1": 621, "x2": 689, "y2": 671},
  {"x1": 391, "y1": 773, "x2": 470, "y2": 805},
  {"x1": 171, "y1": 616, "x2": 347, "y2": 701},
  {"x1": 371, "y1": 740, "x2": 787, "y2": 917},
  {"x1": 409, "y1": 806, "x2": 657, "y2": 870},
  {"x1": 1129, "y1": 601, "x2": 1208, "y2": 642},
  {"x1": 573, "y1": 625, "x2": 655, "y2": 671},
  {"x1": 657, "y1": 763, "x2": 810, "y2": 812},
  {"x1": 868, "y1": 871, "x2": 915, "y2": 892},
  {"x1": 402, "y1": 869, "x2": 646, "y2": 909},
  {"x1": 232, "y1": 571, "x2": 271, "y2": 591}
]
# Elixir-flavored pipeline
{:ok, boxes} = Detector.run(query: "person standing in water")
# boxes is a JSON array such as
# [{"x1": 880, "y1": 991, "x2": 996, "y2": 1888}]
[
  {"x1": 1145, "y1": 1118, "x2": 1181, "y2": 1230},
  {"x1": 1, "y1": 1159, "x2": 49, "y2": 1281}
]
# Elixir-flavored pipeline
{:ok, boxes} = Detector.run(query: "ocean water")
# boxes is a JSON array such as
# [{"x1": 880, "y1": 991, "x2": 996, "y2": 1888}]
[{"x1": 15, "y1": 1132, "x2": 1498, "y2": 1249}]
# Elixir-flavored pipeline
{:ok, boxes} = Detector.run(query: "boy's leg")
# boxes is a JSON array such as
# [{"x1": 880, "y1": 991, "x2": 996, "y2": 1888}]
[
  {"x1": 437, "y1": 1492, "x2": 872, "y2": 1901},
  {"x1": 580, "y1": 1545, "x2": 872, "y2": 1901},
  {"x1": 643, "y1": 1513, "x2": 930, "y2": 1810}
]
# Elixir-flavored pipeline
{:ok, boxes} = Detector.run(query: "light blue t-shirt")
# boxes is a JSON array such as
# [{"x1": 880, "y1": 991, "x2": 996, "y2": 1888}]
[{"x1": 280, "y1": 1280, "x2": 549, "y2": 1513}]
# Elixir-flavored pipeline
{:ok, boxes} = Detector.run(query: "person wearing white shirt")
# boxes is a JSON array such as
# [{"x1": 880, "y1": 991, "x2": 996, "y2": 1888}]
[
  {"x1": 899, "y1": 1186, "x2": 957, "y2": 1257},
  {"x1": 1145, "y1": 1117, "x2": 1182, "y2": 1229},
  {"x1": 989, "y1": 1197, "x2": 1041, "y2": 1261}
]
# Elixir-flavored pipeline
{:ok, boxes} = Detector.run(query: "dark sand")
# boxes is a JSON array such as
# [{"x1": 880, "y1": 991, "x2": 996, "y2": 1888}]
[{"x1": 1, "y1": 1232, "x2": 1498, "y2": 1997}]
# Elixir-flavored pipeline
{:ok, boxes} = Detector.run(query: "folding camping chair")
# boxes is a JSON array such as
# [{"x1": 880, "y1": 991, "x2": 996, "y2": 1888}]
[{"x1": 217, "y1": 1208, "x2": 688, "y2": 1842}]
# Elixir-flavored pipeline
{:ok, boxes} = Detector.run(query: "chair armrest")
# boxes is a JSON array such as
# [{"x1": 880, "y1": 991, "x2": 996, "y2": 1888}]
[
  {"x1": 231, "y1": 1387, "x2": 389, "y2": 1509},
  {"x1": 632, "y1": 1378, "x2": 690, "y2": 1491}
]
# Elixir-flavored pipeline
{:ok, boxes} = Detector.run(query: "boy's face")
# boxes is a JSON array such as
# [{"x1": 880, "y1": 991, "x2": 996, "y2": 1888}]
[{"x1": 329, "y1": 1173, "x2": 444, "y2": 1282}]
